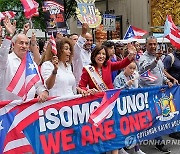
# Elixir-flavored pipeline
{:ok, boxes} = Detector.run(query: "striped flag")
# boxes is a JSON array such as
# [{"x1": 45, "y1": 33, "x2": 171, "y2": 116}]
[
  {"x1": 0, "y1": 99, "x2": 39, "y2": 154},
  {"x1": 164, "y1": 15, "x2": 180, "y2": 49},
  {"x1": 49, "y1": 34, "x2": 57, "y2": 55},
  {"x1": 123, "y1": 25, "x2": 148, "y2": 40},
  {"x1": 6, "y1": 52, "x2": 40, "y2": 100},
  {"x1": 0, "y1": 95, "x2": 80, "y2": 154},
  {"x1": 140, "y1": 70, "x2": 158, "y2": 81},
  {"x1": 89, "y1": 89, "x2": 121, "y2": 126},
  {"x1": 0, "y1": 11, "x2": 16, "y2": 20},
  {"x1": 20, "y1": 0, "x2": 39, "y2": 19}
]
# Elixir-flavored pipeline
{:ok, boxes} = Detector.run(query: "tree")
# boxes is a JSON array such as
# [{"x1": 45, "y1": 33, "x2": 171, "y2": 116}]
[{"x1": 0, "y1": 0, "x2": 77, "y2": 31}]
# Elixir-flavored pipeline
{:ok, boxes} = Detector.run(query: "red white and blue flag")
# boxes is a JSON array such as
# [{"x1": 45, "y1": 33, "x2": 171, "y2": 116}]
[
  {"x1": 0, "y1": 95, "x2": 80, "y2": 154},
  {"x1": 0, "y1": 99, "x2": 35, "y2": 154},
  {"x1": 20, "y1": 0, "x2": 39, "y2": 18},
  {"x1": 50, "y1": 34, "x2": 57, "y2": 55},
  {"x1": 89, "y1": 89, "x2": 121, "y2": 126},
  {"x1": 164, "y1": 15, "x2": 180, "y2": 49},
  {"x1": 42, "y1": 0, "x2": 64, "y2": 12},
  {"x1": 140, "y1": 70, "x2": 158, "y2": 81},
  {"x1": 123, "y1": 25, "x2": 148, "y2": 40},
  {"x1": 6, "y1": 52, "x2": 40, "y2": 99}
]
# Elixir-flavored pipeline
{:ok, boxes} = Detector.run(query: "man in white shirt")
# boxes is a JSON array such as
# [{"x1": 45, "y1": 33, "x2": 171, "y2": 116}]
[
  {"x1": 0, "y1": 16, "x2": 48, "y2": 102},
  {"x1": 72, "y1": 23, "x2": 93, "y2": 84}
]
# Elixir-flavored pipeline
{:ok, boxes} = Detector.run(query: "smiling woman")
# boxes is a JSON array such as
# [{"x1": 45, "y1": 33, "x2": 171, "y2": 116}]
[
  {"x1": 78, "y1": 44, "x2": 136, "y2": 94},
  {"x1": 40, "y1": 38, "x2": 77, "y2": 97}
]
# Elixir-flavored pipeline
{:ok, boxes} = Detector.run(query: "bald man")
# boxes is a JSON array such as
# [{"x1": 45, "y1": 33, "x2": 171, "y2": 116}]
[{"x1": 72, "y1": 23, "x2": 93, "y2": 84}]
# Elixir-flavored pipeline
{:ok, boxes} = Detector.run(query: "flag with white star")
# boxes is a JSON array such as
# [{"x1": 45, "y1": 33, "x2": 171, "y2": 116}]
[
  {"x1": 7, "y1": 51, "x2": 40, "y2": 99},
  {"x1": 123, "y1": 25, "x2": 147, "y2": 40},
  {"x1": 140, "y1": 70, "x2": 158, "y2": 81}
]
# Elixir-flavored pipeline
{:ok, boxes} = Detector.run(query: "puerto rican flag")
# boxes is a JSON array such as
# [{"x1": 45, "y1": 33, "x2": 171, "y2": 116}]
[
  {"x1": 20, "y1": 0, "x2": 39, "y2": 18},
  {"x1": 0, "y1": 95, "x2": 81, "y2": 154},
  {"x1": 0, "y1": 11, "x2": 16, "y2": 20},
  {"x1": 0, "y1": 99, "x2": 34, "y2": 154},
  {"x1": 6, "y1": 52, "x2": 40, "y2": 100},
  {"x1": 164, "y1": 15, "x2": 180, "y2": 49},
  {"x1": 123, "y1": 25, "x2": 148, "y2": 40},
  {"x1": 89, "y1": 89, "x2": 121, "y2": 126},
  {"x1": 140, "y1": 70, "x2": 158, "y2": 81}
]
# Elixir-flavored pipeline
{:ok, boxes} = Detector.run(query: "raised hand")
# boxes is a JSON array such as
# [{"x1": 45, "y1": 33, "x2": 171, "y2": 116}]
[
  {"x1": 30, "y1": 32, "x2": 37, "y2": 46},
  {"x1": 23, "y1": 23, "x2": 30, "y2": 35},
  {"x1": 81, "y1": 23, "x2": 89, "y2": 38},
  {"x1": 3, "y1": 16, "x2": 16, "y2": 35},
  {"x1": 127, "y1": 43, "x2": 137, "y2": 61}
]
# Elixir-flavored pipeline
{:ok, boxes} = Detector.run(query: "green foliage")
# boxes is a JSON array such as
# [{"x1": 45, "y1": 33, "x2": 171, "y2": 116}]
[
  {"x1": 0, "y1": 0, "x2": 77, "y2": 30},
  {"x1": 64, "y1": 0, "x2": 77, "y2": 20}
]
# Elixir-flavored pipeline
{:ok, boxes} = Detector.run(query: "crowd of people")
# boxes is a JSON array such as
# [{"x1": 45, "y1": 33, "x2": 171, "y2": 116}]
[{"x1": 0, "y1": 16, "x2": 180, "y2": 154}]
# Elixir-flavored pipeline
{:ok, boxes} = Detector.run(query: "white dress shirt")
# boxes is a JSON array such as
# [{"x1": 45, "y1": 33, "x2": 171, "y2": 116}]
[
  {"x1": 41, "y1": 61, "x2": 76, "y2": 97},
  {"x1": 72, "y1": 35, "x2": 91, "y2": 85},
  {"x1": 0, "y1": 38, "x2": 46, "y2": 101}
]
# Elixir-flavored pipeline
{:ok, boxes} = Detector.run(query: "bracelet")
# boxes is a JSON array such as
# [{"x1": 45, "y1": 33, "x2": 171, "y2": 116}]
[{"x1": 52, "y1": 70, "x2": 57, "y2": 75}]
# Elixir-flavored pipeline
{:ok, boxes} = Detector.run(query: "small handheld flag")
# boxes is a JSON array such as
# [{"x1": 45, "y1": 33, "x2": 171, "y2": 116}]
[
  {"x1": 49, "y1": 34, "x2": 57, "y2": 55},
  {"x1": 140, "y1": 70, "x2": 158, "y2": 81}
]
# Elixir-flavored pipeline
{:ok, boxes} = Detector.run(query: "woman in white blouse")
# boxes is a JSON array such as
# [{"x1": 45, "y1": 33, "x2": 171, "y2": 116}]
[{"x1": 41, "y1": 38, "x2": 83, "y2": 97}]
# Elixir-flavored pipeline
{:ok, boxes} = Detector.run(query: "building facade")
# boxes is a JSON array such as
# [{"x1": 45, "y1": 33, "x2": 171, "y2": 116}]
[{"x1": 68, "y1": 0, "x2": 179, "y2": 42}]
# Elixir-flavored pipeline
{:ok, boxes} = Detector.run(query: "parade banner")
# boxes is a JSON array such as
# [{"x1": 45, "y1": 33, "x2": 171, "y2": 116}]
[
  {"x1": 42, "y1": 0, "x2": 66, "y2": 34},
  {"x1": 1, "y1": 85, "x2": 180, "y2": 154}
]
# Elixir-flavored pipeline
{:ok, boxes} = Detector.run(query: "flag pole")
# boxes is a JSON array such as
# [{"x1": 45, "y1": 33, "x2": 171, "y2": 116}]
[
  {"x1": 29, "y1": 18, "x2": 35, "y2": 33},
  {"x1": 161, "y1": 37, "x2": 165, "y2": 50}
]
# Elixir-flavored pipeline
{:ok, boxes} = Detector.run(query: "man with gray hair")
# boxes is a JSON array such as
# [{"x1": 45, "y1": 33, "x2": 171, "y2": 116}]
[
  {"x1": 138, "y1": 36, "x2": 172, "y2": 153},
  {"x1": 0, "y1": 16, "x2": 48, "y2": 102},
  {"x1": 138, "y1": 36, "x2": 172, "y2": 87}
]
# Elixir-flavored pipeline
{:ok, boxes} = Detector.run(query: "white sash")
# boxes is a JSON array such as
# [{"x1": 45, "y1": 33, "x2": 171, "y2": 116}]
[{"x1": 84, "y1": 65, "x2": 108, "y2": 91}]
